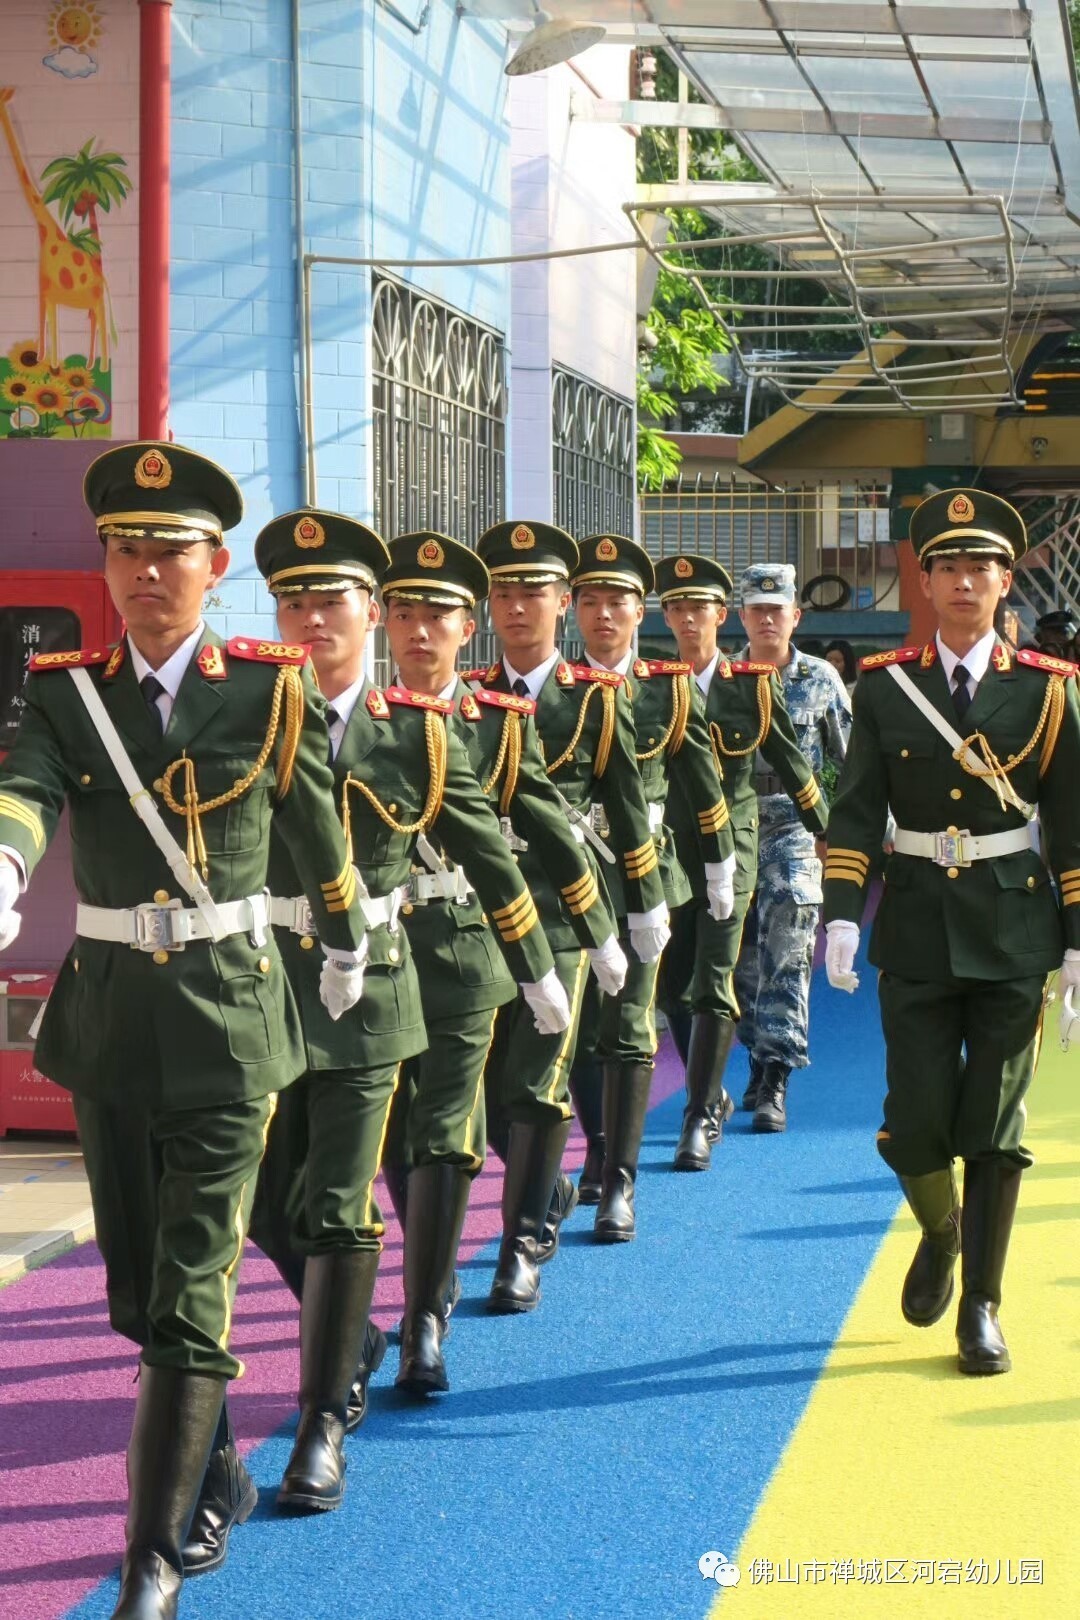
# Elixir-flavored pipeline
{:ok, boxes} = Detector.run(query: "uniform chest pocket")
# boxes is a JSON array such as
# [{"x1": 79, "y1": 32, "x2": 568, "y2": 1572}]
[
  {"x1": 448, "y1": 906, "x2": 507, "y2": 988},
  {"x1": 992, "y1": 858, "x2": 1057, "y2": 954}
]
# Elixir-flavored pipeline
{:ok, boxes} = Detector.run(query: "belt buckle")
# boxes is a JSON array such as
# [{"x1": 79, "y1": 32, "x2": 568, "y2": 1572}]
[
  {"x1": 133, "y1": 902, "x2": 183, "y2": 952},
  {"x1": 935, "y1": 830, "x2": 970, "y2": 868},
  {"x1": 295, "y1": 897, "x2": 314, "y2": 937}
]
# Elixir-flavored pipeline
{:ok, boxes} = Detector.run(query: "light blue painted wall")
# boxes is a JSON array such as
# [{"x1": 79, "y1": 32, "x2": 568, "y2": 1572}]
[{"x1": 169, "y1": 0, "x2": 511, "y2": 638}]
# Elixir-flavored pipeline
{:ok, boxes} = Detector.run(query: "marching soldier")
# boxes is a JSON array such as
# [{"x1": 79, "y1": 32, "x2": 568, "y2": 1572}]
[
  {"x1": 654, "y1": 554, "x2": 828, "y2": 1168},
  {"x1": 0, "y1": 445, "x2": 367, "y2": 1620},
  {"x1": 244, "y1": 513, "x2": 569, "y2": 1492},
  {"x1": 732, "y1": 563, "x2": 850, "y2": 1131},
  {"x1": 823, "y1": 489, "x2": 1080, "y2": 1376},
  {"x1": 379, "y1": 532, "x2": 624, "y2": 1390},
  {"x1": 474, "y1": 520, "x2": 669, "y2": 1310},
  {"x1": 566, "y1": 535, "x2": 735, "y2": 1239}
]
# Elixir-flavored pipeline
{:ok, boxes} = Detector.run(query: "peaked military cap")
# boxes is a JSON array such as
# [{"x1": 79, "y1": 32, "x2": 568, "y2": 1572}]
[
  {"x1": 84, "y1": 441, "x2": 242, "y2": 547},
  {"x1": 654, "y1": 552, "x2": 733, "y2": 605},
  {"x1": 477, "y1": 520, "x2": 578, "y2": 585},
  {"x1": 382, "y1": 532, "x2": 490, "y2": 608},
  {"x1": 571, "y1": 534, "x2": 655, "y2": 596},
  {"x1": 910, "y1": 488, "x2": 1027, "y2": 566},
  {"x1": 1036, "y1": 608, "x2": 1080, "y2": 640},
  {"x1": 254, "y1": 509, "x2": 390, "y2": 594},
  {"x1": 741, "y1": 562, "x2": 796, "y2": 606}
]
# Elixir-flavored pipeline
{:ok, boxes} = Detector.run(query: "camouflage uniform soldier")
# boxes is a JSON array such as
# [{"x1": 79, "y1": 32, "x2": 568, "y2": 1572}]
[{"x1": 733, "y1": 564, "x2": 851, "y2": 1131}]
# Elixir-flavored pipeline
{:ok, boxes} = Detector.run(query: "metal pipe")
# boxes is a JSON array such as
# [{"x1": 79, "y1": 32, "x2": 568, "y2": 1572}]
[
  {"x1": 291, "y1": 0, "x2": 313, "y2": 505},
  {"x1": 138, "y1": 0, "x2": 172, "y2": 439}
]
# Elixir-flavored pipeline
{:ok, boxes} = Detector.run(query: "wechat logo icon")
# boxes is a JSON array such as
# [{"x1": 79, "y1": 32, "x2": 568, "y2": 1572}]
[{"x1": 698, "y1": 1551, "x2": 741, "y2": 1587}]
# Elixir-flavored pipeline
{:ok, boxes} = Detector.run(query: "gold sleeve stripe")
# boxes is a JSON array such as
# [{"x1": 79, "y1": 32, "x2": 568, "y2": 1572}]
[
  {"x1": 1059, "y1": 868, "x2": 1080, "y2": 884},
  {"x1": 698, "y1": 801, "x2": 729, "y2": 831},
  {"x1": 491, "y1": 890, "x2": 534, "y2": 924},
  {"x1": 561, "y1": 872, "x2": 597, "y2": 904},
  {"x1": 1063, "y1": 891, "x2": 1080, "y2": 906},
  {"x1": 824, "y1": 869, "x2": 866, "y2": 886},
  {"x1": 497, "y1": 899, "x2": 539, "y2": 941},
  {"x1": 321, "y1": 855, "x2": 352, "y2": 895},
  {"x1": 323, "y1": 866, "x2": 357, "y2": 912},
  {"x1": 562, "y1": 873, "x2": 599, "y2": 915},
  {"x1": 795, "y1": 780, "x2": 822, "y2": 808},
  {"x1": 1060, "y1": 877, "x2": 1080, "y2": 896},
  {"x1": 624, "y1": 842, "x2": 659, "y2": 877},
  {"x1": 624, "y1": 841, "x2": 654, "y2": 863},
  {"x1": 828, "y1": 847, "x2": 870, "y2": 869},
  {"x1": 0, "y1": 794, "x2": 45, "y2": 851},
  {"x1": 825, "y1": 857, "x2": 869, "y2": 875}
]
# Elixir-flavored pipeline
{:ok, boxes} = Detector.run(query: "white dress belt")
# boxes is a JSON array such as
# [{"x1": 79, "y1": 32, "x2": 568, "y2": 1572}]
[
  {"x1": 77, "y1": 892, "x2": 270, "y2": 952},
  {"x1": 271, "y1": 886, "x2": 404, "y2": 936},
  {"x1": 892, "y1": 826, "x2": 1033, "y2": 868}
]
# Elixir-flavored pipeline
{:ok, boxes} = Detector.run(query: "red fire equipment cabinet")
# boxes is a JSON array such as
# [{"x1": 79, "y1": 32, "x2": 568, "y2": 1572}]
[{"x1": 0, "y1": 971, "x2": 76, "y2": 1136}]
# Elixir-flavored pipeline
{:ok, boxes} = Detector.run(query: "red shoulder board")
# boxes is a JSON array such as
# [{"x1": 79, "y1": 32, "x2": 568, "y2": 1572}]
[
  {"x1": 859, "y1": 645, "x2": 924, "y2": 672},
  {"x1": 475, "y1": 688, "x2": 535, "y2": 716},
  {"x1": 1017, "y1": 647, "x2": 1078, "y2": 676},
  {"x1": 384, "y1": 686, "x2": 454, "y2": 715},
  {"x1": 459, "y1": 693, "x2": 482, "y2": 721},
  {"x1": 632, "y1": 658, "x2": 651, "y2": 678},
  {"x1": 29, "y1": 646, "x2": 112, "y2": 672},
  {"x1": 555, "y1": 661, "x2": 575, "y2": 687},
  {"x1": 366, "y1": 687, "x2": 390, "y2": 719},
  {"x1": 196, "y1": 644, "x2": 227, "y2": 681},
  {"x1": 646, "y1": 658, "x2": 691, "y2": 676},
  {"x1": 459, "y1": 668, "x2": 488, "y2": 685},
  {"x1": 730, "y1": 660, "x2": 776, "y2": 676},
  {"x1": 228, "y1": 637, "x2": 309, "y2": 666},
  {"x1": 571, "y1": 663, "x2": 622, "y2": 687}
]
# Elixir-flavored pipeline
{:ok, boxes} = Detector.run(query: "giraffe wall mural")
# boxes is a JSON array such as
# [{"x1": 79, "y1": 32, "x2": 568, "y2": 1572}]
[{"x1": 0, "y1": 3, "x2": 138, "y2": 440}]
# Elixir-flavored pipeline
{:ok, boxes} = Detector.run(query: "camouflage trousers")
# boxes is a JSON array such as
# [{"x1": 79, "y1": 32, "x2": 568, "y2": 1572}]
[{"x1": 733, "y1": 817, "x2": 823, "y2": 1070}]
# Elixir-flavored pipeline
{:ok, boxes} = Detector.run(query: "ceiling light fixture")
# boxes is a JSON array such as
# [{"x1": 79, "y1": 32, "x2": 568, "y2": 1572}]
[{"x1": 505, "y1": 13, "x2": 606, "y2": 77}]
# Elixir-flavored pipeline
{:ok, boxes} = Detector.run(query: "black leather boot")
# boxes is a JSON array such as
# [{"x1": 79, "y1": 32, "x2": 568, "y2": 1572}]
[
  {"x1": 594, "y1": 1062, "x2": 653, "y2": 1243},
  {"x1": 488, "y1": 1118, "x2": 573, "y2": 1313},
  {"x1": 666, "y1": 1008, "x2": 692, "y2": 1067},
  {"x1": 956, "y1": 1158, "x2": 1022, "y2": 1375},
  {"x1": 752, "y1": 1062, "x2": 790, "y2": 1133},
  {"x1": 569, "y1": 1058, "x2": 606, "y2": 1205},
  {"x1": 381, "y1": 1161, "x2": 410, "y2": 1231},
  {"x1": 277, "y1": 1250, "x2": 379, "y2": 1512},
  {"x1": 397, "y1": 1164, "x2": 472, "y2": 1396},
  {"x1": 345, "y1": 1318, "x2": 388, "y2": 1433},
  {"x1": 673, "y1": 1015, "x2": 736, "y2": 1171},
  {"x1": 898, "y1": 1168, "x2": 961, "y2": 1327},
  {"x1": 112, "y1": 1364, "x2": 225, "y2": 1620},
  {"x1": 181, "y1": 1399, "x2": 257, "y2": 1577},
  {"x1": 741, "y1": 1054, "x2": 766, "y2": 1112},
  {"x1": 536, "y1": 1168, "x2": 579, "y2": 1265}
]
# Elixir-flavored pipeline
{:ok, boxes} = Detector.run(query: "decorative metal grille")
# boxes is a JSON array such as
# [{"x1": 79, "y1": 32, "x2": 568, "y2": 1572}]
[
  {"x1": 552, "y1": 368, "x2": 635, "y2": 539},
  {"x1": 371, "y1": 276, "x2": 506, "y2": 544}
]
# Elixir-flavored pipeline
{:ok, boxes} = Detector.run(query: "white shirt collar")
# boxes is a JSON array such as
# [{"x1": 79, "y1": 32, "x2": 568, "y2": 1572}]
[
  {"x1": 695, "y1": 649, "x2": 721, "y2": 696},
  {"x1": 321, "y1": 672, "x2": 367, "y2": 757},
  {"x1": 935, "y1": 628, "x2": 997, "y2": 690},
  {"x1": 438, "y1": 676, "x2": 459, "y2": 702},
  {"x1": 502, "y1": 649, "x2": 561, "y2": 700},
  {"x1": 585, "y1": 648, "x2": 633, "y2": 677},
  {"x1": 127, "y1": 621, "x2": 205, "y2": 699}
]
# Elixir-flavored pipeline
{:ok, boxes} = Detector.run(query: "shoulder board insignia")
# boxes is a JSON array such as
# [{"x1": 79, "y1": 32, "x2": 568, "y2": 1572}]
[
  {"x1": 384, "y1": 686, "x2": 454, "y2": 715},
  {"x1": 196, "y1": 644, "x2": 227, "y2": 681},
  {"x1": 729, "y1": 660, "x2": 776, "y2": 675},
  {"x1": 859, "y1": 645, "x2": 923, "y2": 672},
  {"x1": 646, "y1": 658, "x2": 691, "y2": 676},
  {"x1": 459, "y1": 668, "x2": 488, "y2": 685},
  {"x1": 475, "y1": 688, "x2": 535, "y2": 716},
  {"x1": 555, "y1": 661, "x2": 575, "y2": 687},
  {"x1": 227, "y1": 638, "x2": 309, "y2": 666},
  {"x1": 992, "y1": 641, "x2": 1012, "y2": 673},
  {"x1": 366, "y1": 687, "x2": 390, "y2": 719},
  {"x1": 571, "y1": 663, "x2": 622, "y2": 687},
  {"x1": 29, "y1": 646, "x2": 112, "y2": 672},
  {"x1": 484, "y1": 661, "x2": 502, "y2": 685},
  {"x1": 632, "y1": 658, "x2": 651, "y2": 679},
  {"x1": 716, "y1": 657, "x2": 733, "y2": 681},
  {"x1": 459, "y1": 693, "x2": 482, "y2": 721},
  {"x1": 103, "y1": 643, "x2": 126, "y2": 680},
  {"x1": 1017, "y1": 647, "x2": 1078, "y2": 676}
]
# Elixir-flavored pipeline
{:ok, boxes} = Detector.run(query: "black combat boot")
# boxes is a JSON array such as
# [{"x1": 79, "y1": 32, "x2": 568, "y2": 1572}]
[
  {"x1": 741, "y1": 1054, "x2": 767, "y2": 1112},
  {"x1": 381, "y1": 1161, "x2": 410, "y2": 1231},
  {"x1": 111, "y1": 1364, "x2": 225, "y2": 1620},
  {"x1": 673, "y1": 1015, "x2": 736, "y2": 1171},
  {"x1": 396, "y1": 1164, "x2": 472, "y2": 1396},
  {"x1": 898, "y1": 1168, "x2": 961, "y2": 1327},
  {"x1": 277, "y1": 1250, "x2": 379, "y2": 1511},
  {"x1": 345, "y1": 1318, "x2": 388, "y2": 1433},
  {"x1": 956, "y1": 1158, "x2": 1022, "y2": 1375},
  {"x1": 752, "y1": 1061, "x2": 790, "y2": 1133},
  {"x1": 536, "y1": 1168, "x2": 579, "y2": 1264},
  {"x1": 488, "y1": 1118, "x2": 573, "y2": 1313},
  {"x1": 666, "y1": 1008, "x2": 692, "y2": 1067},
  {"x1": 594, "y1": 1062, "x2": 653, "y2": 1243},
  {"x1": 569, "y1": 1057, "x2": 606, "y2": 1204},
  {"x1": 181, "y1": 1399, "x2": 257, "y2": 1577}
]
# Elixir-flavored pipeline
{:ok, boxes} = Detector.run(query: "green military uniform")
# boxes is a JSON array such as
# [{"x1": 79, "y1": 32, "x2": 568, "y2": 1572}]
[
  {"x1": 567, "y1": 534, "x2": 735, "y2": 1240},
  {"x1": 823, "y1": 489, "x2": 1080, "y2": 1376},
  {"x1": 0, "y1": 444, "x2": 367, "y2": 1620},
  {"x1": 376, "y1": 532, "x2": 619, "y2": 1389},
  {"x1": 652, "y1": 553, "x2": 828, "y2": 1170}
]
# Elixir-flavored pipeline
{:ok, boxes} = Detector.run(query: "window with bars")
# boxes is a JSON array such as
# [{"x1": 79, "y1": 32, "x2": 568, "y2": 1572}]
[{"x1": 552, "y1": 367, "x2": 635, "y2": 540}]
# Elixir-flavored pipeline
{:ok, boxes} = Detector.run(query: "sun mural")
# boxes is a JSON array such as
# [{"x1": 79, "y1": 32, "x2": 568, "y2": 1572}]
[{"x1": 48, "y1": 4, "x2": 103, "y2": 53}]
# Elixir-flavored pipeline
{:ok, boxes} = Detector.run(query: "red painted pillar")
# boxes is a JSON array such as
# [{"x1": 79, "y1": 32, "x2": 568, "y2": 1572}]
[{"x1": 138, "y1": 0, "x2": 172, "y2": 440}]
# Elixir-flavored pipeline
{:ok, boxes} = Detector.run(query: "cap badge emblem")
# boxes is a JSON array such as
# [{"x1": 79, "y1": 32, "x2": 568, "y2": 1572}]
[
  {"x1": 419, "y1": 538, "x2": 444, "y2": 568},
  {"x1": 947, "y1": 493, "x2": 974, "y2": 524},
  {"x1": 761, "y1": 577, "x2": 776, "y2": 592},
  {"x1": 134, "y1": 449, "x2": 172, "y2": 490},
  {"x1": 596, "y1": 537, "x2": 618, "y2": 562},
  {"x1": 511, "y1": 524, "x2": 535, "y2": 550},
  {"x1": 294, "y1": 516, "x2": 325, "y2": 549},
  {"x1": 674, "y1": 558, "x2": 693, "y2": 579}
]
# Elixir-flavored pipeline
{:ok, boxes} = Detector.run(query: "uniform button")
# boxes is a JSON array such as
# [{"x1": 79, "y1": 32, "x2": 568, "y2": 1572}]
[
  {"x1": 152, "y1": 949, "x2": 170, "y2": 965},
  {"x1": 387, "y1": 803, "x2": 398, "y2": 815},
  {"x1": 80, "y1": 773, "x2": 91, "y2": 785},
  {"x1": 947, "y1": 825, "x2": 958, "y2": 835},
  {"x1": 947, "y1": 867, "x2": 959, "y2": 879},
  {"x1": 402, "y1": 902, "x2": 414, "y2": 916},
  {"x1": 153, "y1": 889, "x2": 170, "y2": 904},
  {"x1": 73, "y1": 958, "x2": 79, "y2": 974},
  {"x1": 153, "y1": 778, "x2": 165, "y2": 792},
  {"x1": 258, "y1": 956, "x2": 271, "y2": 973},
  {"x1": 481, "y1": 913, "x2": 488, "y2": 925},
  {"x1": 1027, "y1": 876, "x2": 1036, "y2": 889},
  {"x1": 950, "y1": 788, "x2": 962, "y2": 800},
  {"x1": 900, "y1": 748, "x2": 909, "y2": 758},
  {"x1": 648, "y1": 737, "x2": 656, "y2": 745},
  {"x1": 300, "y1": 935, "x2": 315, "y2": 950},
  {"x1": 734, "y1": 731, "x2": 742, "y2": 740},
  {"x1": 388, "y1": 946, "x2": 400, "y2": 963}
]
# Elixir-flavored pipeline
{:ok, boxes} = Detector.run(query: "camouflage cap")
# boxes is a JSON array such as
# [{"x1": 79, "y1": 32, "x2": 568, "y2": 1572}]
[
  {"x1": 383, "y1": 532, "x2": 490, "y2": 609},
  {"x1": 84, "y1": 441, "x2": 242, "y2": 547},
  {"x1": 909, "y1": 488, "x2": 1026, "y2": 567},
  {"x1": 741, "y1": 562, "x2": 797, "y2": 606},
  {"x1": 571, "y1": 534, "x2": 654, "y2": 596},
  {"x1": 254, "y1": 509, "x2": 390, "y2": 595},
  {"x1": 654, "y1": 553, "x2": 733, "y2": 605}
]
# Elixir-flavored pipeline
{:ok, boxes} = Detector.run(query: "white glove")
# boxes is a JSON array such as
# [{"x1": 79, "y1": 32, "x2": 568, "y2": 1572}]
[
  {"x1": 0, "y1": 859, "x2": 21, "y2": 953},
  {"x1": 628, "y1": 902, "x2": 671, "y2": 964},
  {"x1": 521, "y1": 967, "x2": 572, "y2": 1035},
  {"x1": 824, "y1": 919, "x2": 860, "y2": 993},
  {"x1": 319, "y1": 939, "x2": 369, "y2": 1022},
  {"x1": 1059, "y1": 950, "x2": 1080, "y2": 1050},
  {"x1": 586, "y1": 933, "x2": 628, "y2": 997},
  {"x1": 705, "y1": 854, "x2": 737, "y2": 923}
]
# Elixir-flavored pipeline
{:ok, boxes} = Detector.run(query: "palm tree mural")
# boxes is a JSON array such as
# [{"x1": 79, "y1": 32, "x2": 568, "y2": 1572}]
[{"x1": 40, "y1": 137, "x2": 131, "y2": 252}]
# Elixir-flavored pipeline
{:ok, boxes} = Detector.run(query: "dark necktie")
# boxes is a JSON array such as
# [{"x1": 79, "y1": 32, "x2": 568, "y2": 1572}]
[
  {"x1": 140, "y1": 674, "x2": 166, "y2": 736},
  {"x1": 325, "y1": 707, "x2": 340, "y2": 763},
  {"x1": 512, "y1": 678, "x2": 529, "y2": 699},
  {"x1": 952, "y1": 664, "x2": 972, "y2": 721}
]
